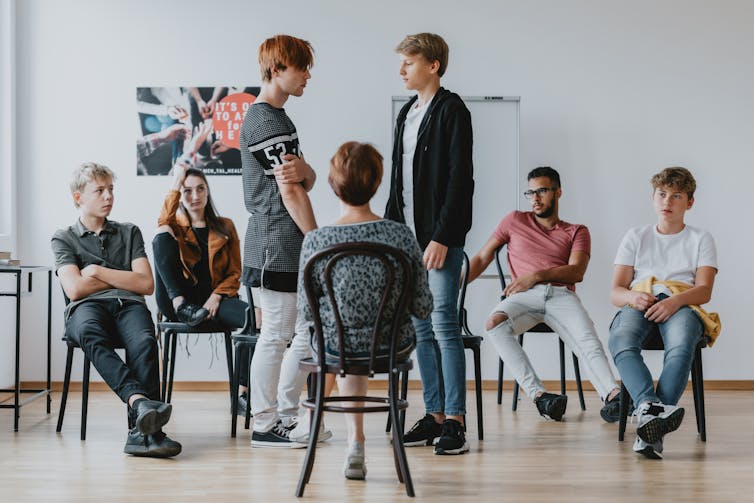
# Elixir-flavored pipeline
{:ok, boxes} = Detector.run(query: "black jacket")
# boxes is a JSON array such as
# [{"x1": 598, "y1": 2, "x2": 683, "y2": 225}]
[{"x1": 385, "y1": 88, "x2": 474, "y2": 250}]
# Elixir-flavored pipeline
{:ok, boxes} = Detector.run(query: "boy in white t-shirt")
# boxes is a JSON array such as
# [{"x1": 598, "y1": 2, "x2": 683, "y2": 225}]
[{"x1": 608, "y1": 167, "x2": 718, "y2": 459}]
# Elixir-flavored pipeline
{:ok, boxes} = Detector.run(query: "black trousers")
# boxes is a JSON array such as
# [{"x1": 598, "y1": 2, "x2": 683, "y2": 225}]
[
  {"x1": 66, "y1": 298, "x2": 160, "y2": 403},
  {"x1": 153, "y1": 232, "x2": 251, "y2": 386}
]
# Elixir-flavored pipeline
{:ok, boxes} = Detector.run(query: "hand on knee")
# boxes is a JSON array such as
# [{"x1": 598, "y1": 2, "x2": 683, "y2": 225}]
[{"x1": 486, "y1": 312, "x2": 509, "y2": 331}]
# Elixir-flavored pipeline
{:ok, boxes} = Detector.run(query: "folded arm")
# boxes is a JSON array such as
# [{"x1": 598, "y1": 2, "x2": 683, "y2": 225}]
[{"x1": 504, "y1": 250, "x2": 589, "y2": 296}]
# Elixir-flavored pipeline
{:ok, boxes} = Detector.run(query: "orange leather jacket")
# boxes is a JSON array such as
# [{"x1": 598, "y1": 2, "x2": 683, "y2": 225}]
[{"x1": 157, "y1": 190, "x2": 241, "y2": 297}]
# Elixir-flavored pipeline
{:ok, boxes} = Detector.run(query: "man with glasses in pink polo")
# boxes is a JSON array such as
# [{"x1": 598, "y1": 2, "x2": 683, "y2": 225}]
[{"x1": 466, "y1": 167, "x2": 622, "y2": 423}]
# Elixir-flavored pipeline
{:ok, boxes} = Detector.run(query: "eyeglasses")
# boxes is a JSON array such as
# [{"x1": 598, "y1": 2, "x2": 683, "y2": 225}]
[{"x1": 523, "y1": 187, "x2": 556, "y2": 199}]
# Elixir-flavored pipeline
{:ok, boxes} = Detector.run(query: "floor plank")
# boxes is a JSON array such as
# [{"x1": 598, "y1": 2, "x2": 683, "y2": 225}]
[{"x1": 0, "y1": 389, "x2": 750, "y2": 501}]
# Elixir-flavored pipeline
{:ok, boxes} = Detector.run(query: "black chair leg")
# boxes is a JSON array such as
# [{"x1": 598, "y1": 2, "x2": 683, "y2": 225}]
[
  {"x1": 572, "y1": 353, "x2": 586, "y2": 411},
  {"x1": 231, "y1": 343, "x2": 242, "y2": 438},
  {"x1": 81, "y1": 357, "x2": 91, "y2": 441},
  {"x1": 224, "y1": 332, "x2": 234, "y2": 405},
  {"x1": 389, "y1": 371, "x2": 415, "y2": 497},
  {"x1": 511, "y1": 334, "x2": 524, "y2": 411},
  {"x1": 167, "y1": 332, "x2": 178, "y2": 403},
  {"x1": 245, "y1": 346, "x2": 253, "y2": 430},
  {"x1": 56, "y1": 345, "x2": 74, "y2": 433},
  {"x1": 400, "y1": 368, "x2": 409, "y2": 432},
  {"x1": 473, "y1": 345, "x2": 483, "y2": 440},
  {"x1": 497, "y1": 358, "x2": 504, "y2": 405},
  {"x1": 558, "y1": 339, "x2": 566, "y2": 396},
  {"x1": 161, "y1": 330, "x2": 172, "y2": 402},
  {"x1": 693, "y1": 347, "x2": 707, "y2": 442},
  {"x1": 618, "y1": 383, "x2": 629, "y2": 441},
  {"x1": 296, "y1": 372, "x2": 325, "y2": 497}
]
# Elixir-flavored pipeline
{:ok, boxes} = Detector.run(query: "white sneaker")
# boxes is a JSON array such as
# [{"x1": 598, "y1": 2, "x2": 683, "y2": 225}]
[
  {"x1": 288, "y1": 417, "x2": 333, "y2": 444},
  {"x1": 343, "y1": 442, "x2": 367, "y2": 480},
  {"x1": 635, "y1": 402, "x2": 684, "y2": 444},
  {"x1": 633, "y1": 436, "x2": 664, "y2": 459}
]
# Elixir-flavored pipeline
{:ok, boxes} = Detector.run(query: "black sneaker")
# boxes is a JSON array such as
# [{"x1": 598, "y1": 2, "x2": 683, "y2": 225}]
[
  {"x1": 434, "y1": 419, "x2": 470, "y2": 455},
  {"x1": 600, "y1": 392, "x2": 631, "y2": 423},
  {"x1": 251, "y1": 420, "x2": 306, "y2": 448},
  {"x1": 402, "y1": 414, "x2": 443, "y2": 447},
  {"x1": 175, "y1": 302, "x2": 209, "y2": 327},
  {"x1": 124, "y1": 429, "x2": 182, "y2": 458},
  {"x1": 131, "y1": 399, "x2": 172, "y2": 435},
  {"x1": 535, "y1": 392, "x2": 568, "y2": 421}
]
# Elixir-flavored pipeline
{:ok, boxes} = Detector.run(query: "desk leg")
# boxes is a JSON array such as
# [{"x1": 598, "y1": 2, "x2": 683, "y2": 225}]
[{"x1": 14, "y1": 271, "x2": 21, "y2": 432}]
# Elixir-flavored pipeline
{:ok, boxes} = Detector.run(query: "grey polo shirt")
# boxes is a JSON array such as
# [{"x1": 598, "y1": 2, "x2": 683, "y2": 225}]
[{"x1": 51, "y1": 219, "x2": 148, "y2": 319}]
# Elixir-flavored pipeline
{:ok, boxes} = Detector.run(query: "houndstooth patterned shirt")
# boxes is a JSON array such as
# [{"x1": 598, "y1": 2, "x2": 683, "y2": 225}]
[{"x1": 240, "y1": 102, "x2": 304, "y2": 290}]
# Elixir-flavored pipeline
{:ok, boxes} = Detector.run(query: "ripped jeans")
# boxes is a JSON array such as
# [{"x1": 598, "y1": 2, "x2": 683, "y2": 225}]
[{"x1": 486, "y1": 284, "x2": 617, "y2": 400}]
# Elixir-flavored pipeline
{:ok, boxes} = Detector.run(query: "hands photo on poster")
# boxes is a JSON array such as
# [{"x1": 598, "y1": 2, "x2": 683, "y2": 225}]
[{"x1": 136, "y1": 86, "x2": 259, "y2": 176}]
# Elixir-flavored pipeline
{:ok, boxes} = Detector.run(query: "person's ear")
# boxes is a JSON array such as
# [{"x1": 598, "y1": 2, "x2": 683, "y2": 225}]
[
  {"x1": 73, "y1": 191, "x2": 82, "y2": 208},
  {"x1": 687, "y1": 196, "x2": 694, "y2": 210}
]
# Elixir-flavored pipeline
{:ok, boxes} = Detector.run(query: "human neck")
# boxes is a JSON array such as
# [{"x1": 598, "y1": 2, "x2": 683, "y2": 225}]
[
  {"x1": 656, "y1": 219, "x2": 685, "y2": 235},
  {"x1": 79, "y1": 214, "x2": 106, "y2": 234},
  {"x1": 416, "y1": 81, "x2": 440, "y2": 108},
  {"x1": 336, "y1": 203, "x2": 380, "y2": 225},
  {"x1": 534, "y1": 212, "x2": 560, "y2": 230},
  {"x1": 257, "y1": 83, "x2": 289, "y2": 109}
]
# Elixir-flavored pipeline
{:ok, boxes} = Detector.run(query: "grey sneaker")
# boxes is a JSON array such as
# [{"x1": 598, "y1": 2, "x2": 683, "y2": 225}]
[
  {"x1": 251, "y1": 420, "x2": 306, "y2": 448},
  {"x1": 343, "y1": 442, "x2": 367, "y2": 480},
  {"x1": 288, "y1": 417, "x2": 333, "y2": 443},
  {"x1": 633, "y1": 436, "x2": 664, "y2": 459},
  {"x1": 636, "y1": 402, "x2": 684, "y2": 444}
]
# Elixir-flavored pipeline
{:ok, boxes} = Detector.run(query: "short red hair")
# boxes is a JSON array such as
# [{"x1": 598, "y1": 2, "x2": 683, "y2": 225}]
[
  {"x1": 328, "y1": 142, "x2": 383, "y2": 206},
  {"x1": 258, "y1": 34, "x2": 314, "y2": 82}
]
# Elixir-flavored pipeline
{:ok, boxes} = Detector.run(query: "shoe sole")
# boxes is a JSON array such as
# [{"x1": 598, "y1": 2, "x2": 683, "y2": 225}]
[
  {"x1": 250, "y1": 440, "x2": 307, "y2": 448},
  {"x1": 344, "y1": 463, "x2": 367, "y2": 480},
  {"x1": 434, "y1": 441, "x2": 470, "y2": 455},
  {"x1": 124, "y1": 444, "x2": 182, "y2": 458},
  {"x1": 637, "y1": 408, "x2": 685, "y2": 444},
  {"x1": 635, "y1": 446, "x2": 663, "y2": 460},
  {"x1": 135, "y1": 403, "x2": 172, "y2": 435}
]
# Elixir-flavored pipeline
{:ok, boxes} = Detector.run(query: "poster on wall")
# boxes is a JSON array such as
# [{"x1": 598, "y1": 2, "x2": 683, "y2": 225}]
[{"x1": 136, "y1": 86, "x2": 260, "y2": 176}]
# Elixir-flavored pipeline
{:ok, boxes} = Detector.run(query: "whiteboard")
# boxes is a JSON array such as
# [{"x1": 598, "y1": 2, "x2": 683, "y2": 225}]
[{"x1": 391, "y1": 96, "x2": 520, "y2": 274}]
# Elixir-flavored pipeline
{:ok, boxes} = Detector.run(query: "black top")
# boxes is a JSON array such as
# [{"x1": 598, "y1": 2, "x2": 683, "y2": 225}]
[
  {"x1": 191, "y1": 226, "x2": 213, "y2": 298},
  {"x1": 385, "y1": 87, "x2": 474, "y2": 250}
]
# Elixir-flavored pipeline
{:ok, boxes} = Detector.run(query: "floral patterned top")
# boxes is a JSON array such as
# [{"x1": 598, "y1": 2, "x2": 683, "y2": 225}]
[{"x1": 297, "y1": 219, "x2": 433, "y2": 361}]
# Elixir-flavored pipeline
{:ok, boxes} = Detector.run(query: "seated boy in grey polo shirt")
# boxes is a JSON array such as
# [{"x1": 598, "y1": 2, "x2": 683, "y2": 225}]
[{"x1": 51, "y1": 162, "x2": 181, "y2": 458}]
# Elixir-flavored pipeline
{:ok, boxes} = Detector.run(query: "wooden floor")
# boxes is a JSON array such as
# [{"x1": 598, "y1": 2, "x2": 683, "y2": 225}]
[{"x1": 0, "y1": 389, "x2": 751, "y2": 502}]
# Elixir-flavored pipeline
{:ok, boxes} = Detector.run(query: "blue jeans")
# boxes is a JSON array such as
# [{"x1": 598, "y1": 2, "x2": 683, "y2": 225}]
[
  {"x1": 608, "y1": 302, "x2": 703, "y2": 407},
  {"x1": 412, "y1": 247, "x2": 466, "y2": 416}
]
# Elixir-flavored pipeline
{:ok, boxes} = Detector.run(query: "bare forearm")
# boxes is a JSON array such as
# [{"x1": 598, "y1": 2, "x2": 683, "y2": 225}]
[
  {"x1": 467, "y1": 254, "x2": 491, "y2": 283},
  {"x1": 611, "y1": 286, "x2": 633, "y2": 307},
  {"x1": 533, "y1": 265, "x2": 585, "y2": 286},
  {"x1": 66, "y1": 277, "x2": 113, "y2": 301},
  {"x1": 667, "y1": 285, "x2": 712, "y2": 307},
  {"x1": 91, "y1": 267, "x2": 154, "y2": 296},
  {"x1": 280, "y1": 184, "x2": 317, "y2": 233},
  {"x1": 301, "y1": 166, "x2": 316, "y2": 192}
]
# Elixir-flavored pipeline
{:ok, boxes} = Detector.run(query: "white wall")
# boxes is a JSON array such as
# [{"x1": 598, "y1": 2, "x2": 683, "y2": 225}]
[{"x1": 9, "y1": 0, "x2": 753, "y2": 386}]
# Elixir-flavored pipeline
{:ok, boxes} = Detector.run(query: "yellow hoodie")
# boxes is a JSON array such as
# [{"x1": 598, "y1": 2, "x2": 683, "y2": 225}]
[{"x1": 631, "y1": 277, "x2": 721, "y2": 347}]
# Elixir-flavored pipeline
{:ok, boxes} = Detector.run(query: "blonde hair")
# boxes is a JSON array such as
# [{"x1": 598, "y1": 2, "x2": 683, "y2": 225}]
[
  {"x1": 258, "y1": 34, "x2": 314, "y2": 82},
  {"x1": 395, "y1": 33, "x2": 449, "y2": 77},
  {"x1": 651, "y1": 167, "x2": 696, "y2": 199},
  {"x1": 70, "y1": 162, "x2": 115, "y2": 207}
]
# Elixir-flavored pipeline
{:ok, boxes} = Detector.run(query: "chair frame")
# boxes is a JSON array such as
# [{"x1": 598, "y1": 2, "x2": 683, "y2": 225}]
[
  {"x1": 493, "y1": 246, "x2": 586, "y2": 411},
  {"x1": 296, "y1": 242, "x2": 416, "y2": 497},
  {"x1": 618, "y1": 329, "x2": 708, "y2": 442}
]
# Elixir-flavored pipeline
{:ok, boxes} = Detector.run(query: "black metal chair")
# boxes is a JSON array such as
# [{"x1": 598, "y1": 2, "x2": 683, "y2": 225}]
[
  {"x1": 618, "y1": 327, "x2": 709, "y2": 442},
  {"x1": 493, "y1": 246, "x2": 586, "y2": 411},
  {"x1": 56, "y1": 294, "x2": 133, "y2": 440},
  {"x1": 296, "y1": 242, "x2": 416, "y2": 497},
  {"x1": 230, "y1": 285, "x2": 259, "y2": 437},
  {"x1": 385, "y1": 252, "x2": 485, "y2": 441}
]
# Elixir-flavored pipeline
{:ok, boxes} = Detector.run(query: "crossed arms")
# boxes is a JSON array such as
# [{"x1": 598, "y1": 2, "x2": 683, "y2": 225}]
[{"x1": 58, "y1": 258, "x2": 154, "y2": 302}]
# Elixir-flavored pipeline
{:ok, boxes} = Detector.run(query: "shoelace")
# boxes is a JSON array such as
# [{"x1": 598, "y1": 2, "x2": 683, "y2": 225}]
[{"x1": 272, "y1": 423, "x2": 291, "y2": 438}]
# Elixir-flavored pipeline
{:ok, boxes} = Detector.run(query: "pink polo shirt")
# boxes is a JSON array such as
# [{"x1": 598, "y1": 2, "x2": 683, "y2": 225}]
[{"x1": 493, "y1": 211, "x2": 591, "y2": 291}]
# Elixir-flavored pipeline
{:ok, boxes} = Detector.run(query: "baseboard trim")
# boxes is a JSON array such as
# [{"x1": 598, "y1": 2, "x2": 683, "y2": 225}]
[{"x1": 16, "y1": 379, "x2": 754, "y2": 393}]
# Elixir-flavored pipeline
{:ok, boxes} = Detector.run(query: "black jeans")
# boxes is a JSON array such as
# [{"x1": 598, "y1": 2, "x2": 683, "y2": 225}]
[
  {"x1": 153, "y1": 232, "x2": 251, "y2": 386},
  {"x1": 65, "y1": 298, "x2": 160, "y2": 403}
]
